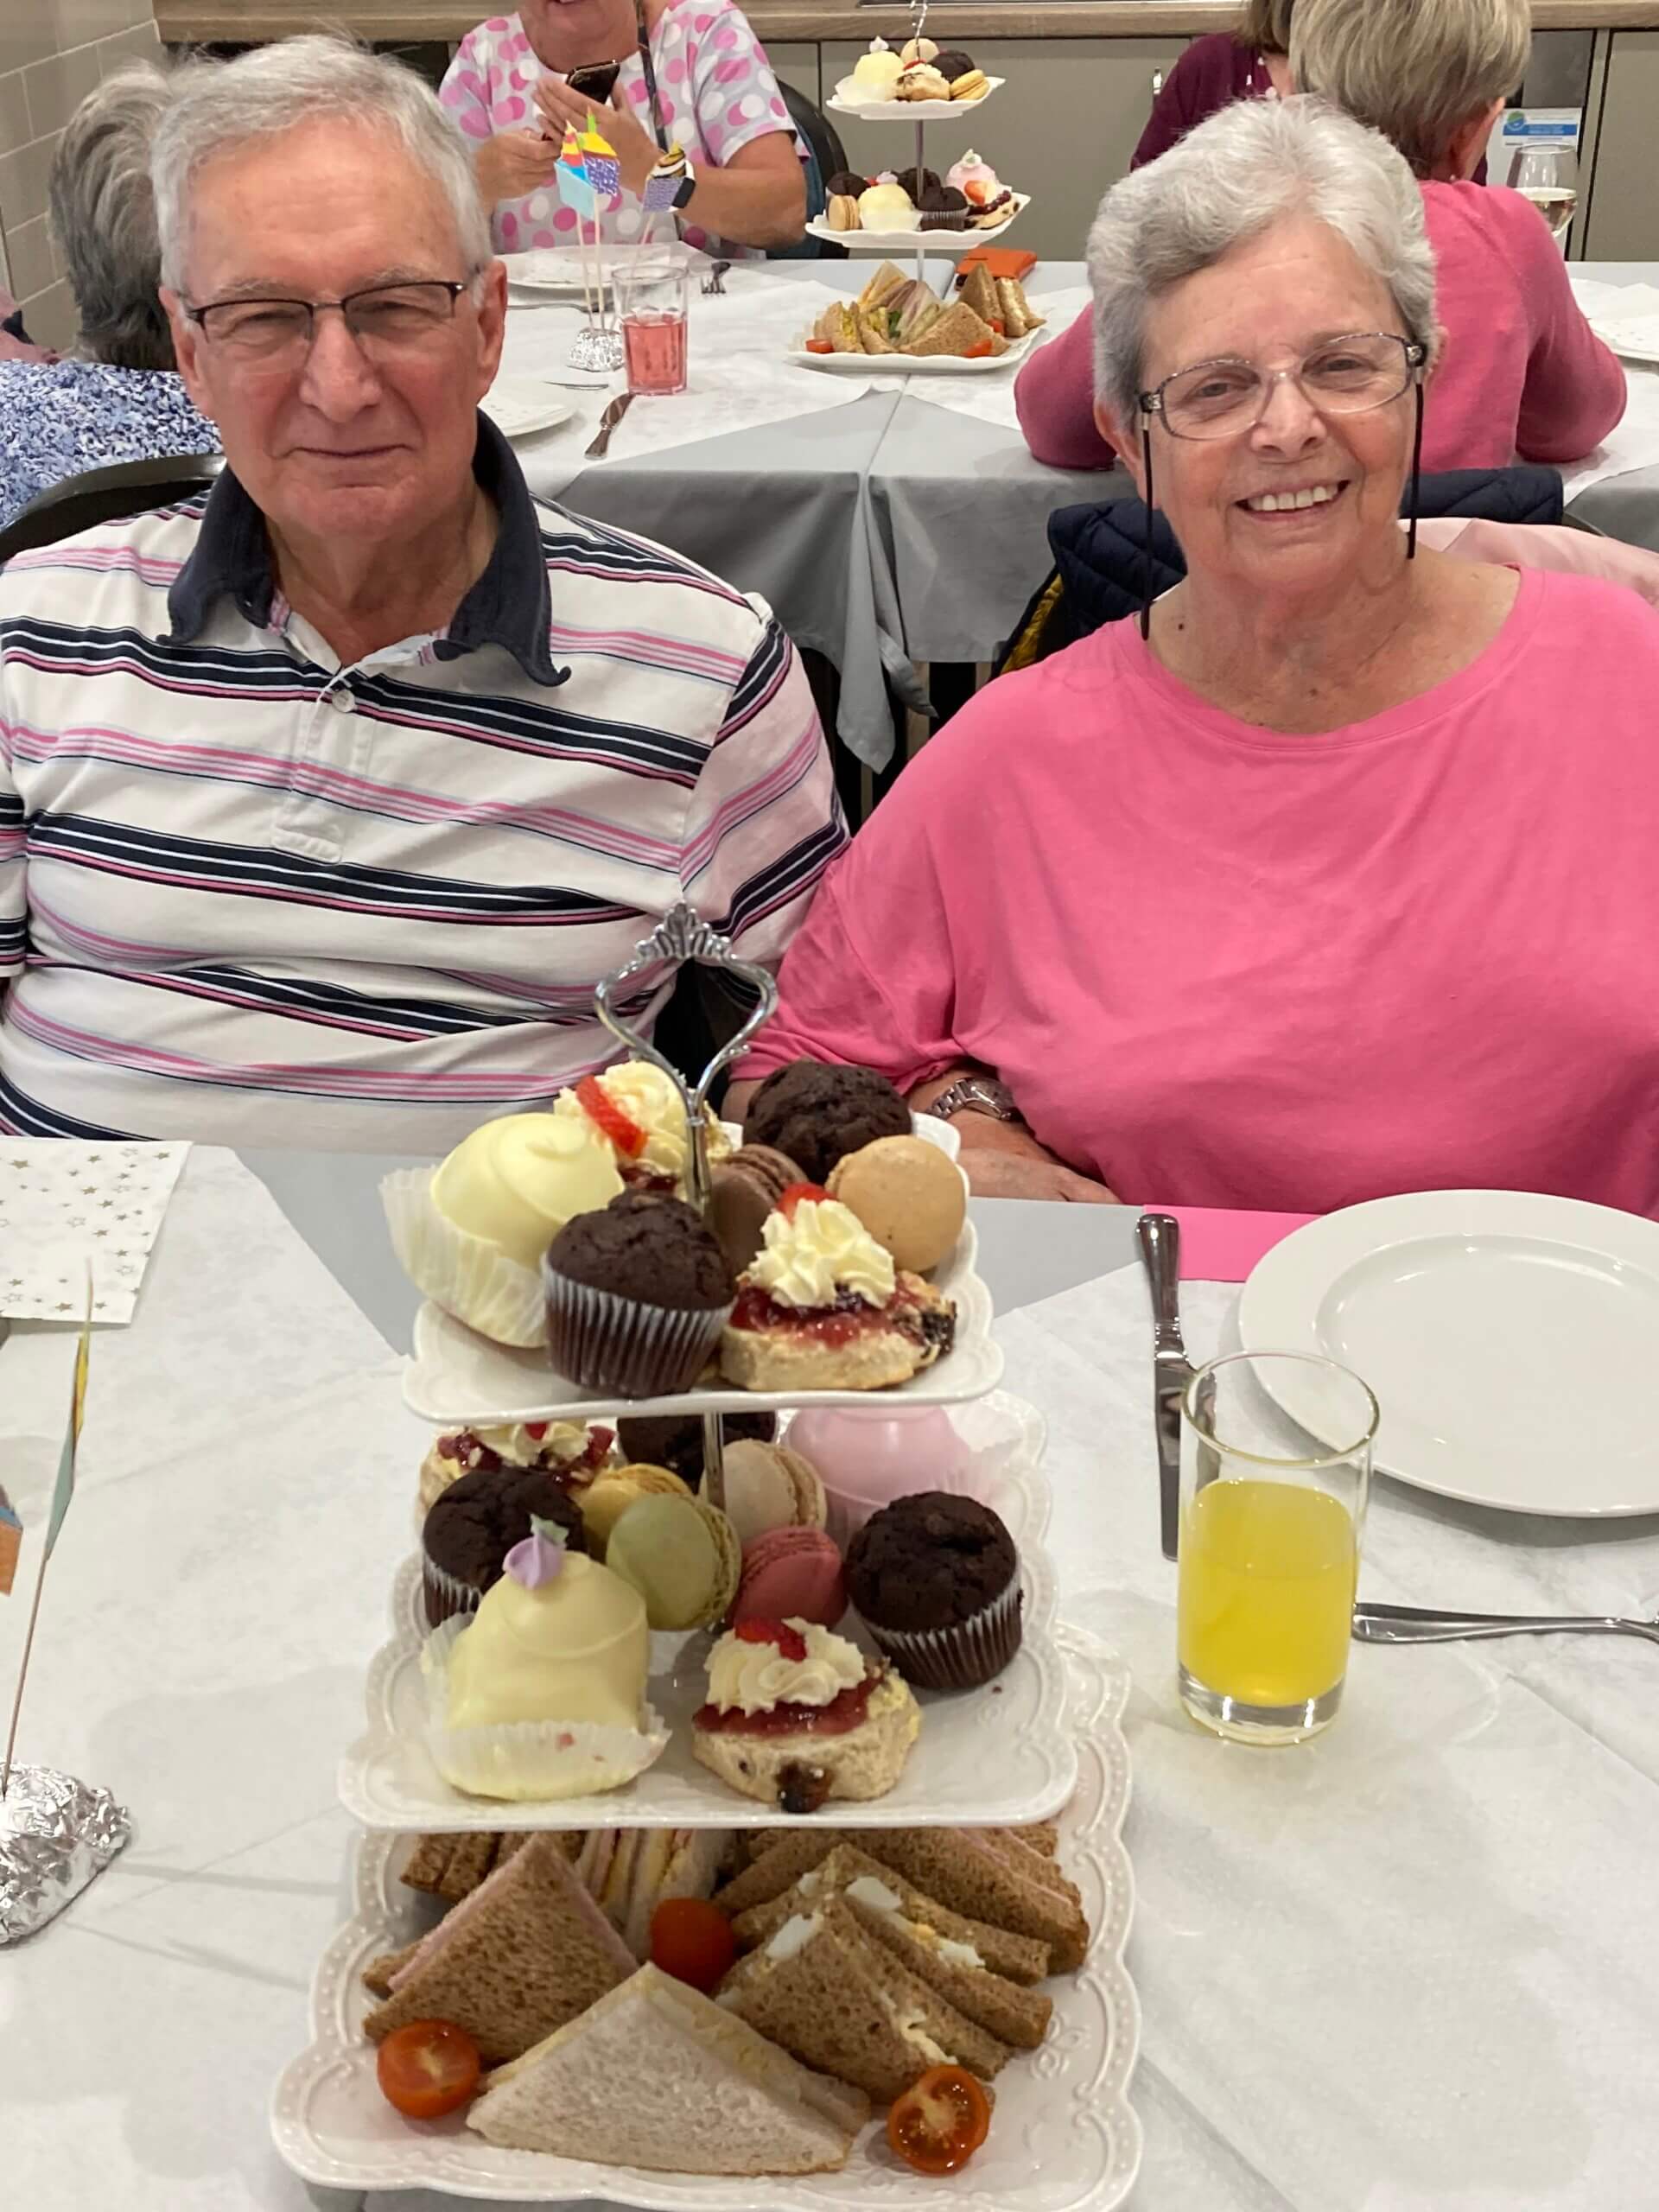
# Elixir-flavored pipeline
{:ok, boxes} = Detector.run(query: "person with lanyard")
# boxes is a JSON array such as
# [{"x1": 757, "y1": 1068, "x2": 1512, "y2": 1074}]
[{"x1": 441, "y1": 0, "x2": 807, "y2": 257}]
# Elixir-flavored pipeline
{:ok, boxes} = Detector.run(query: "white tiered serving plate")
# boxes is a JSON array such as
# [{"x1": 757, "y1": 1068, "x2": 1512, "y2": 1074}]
[
  {"x1": 791, "y1": 326, "x2": 1041, "y2": 377},
  {"x1": 340, "y1": 1411, "x2": 1074, "y2": 1832},
  {"x1": 804, "y1": 193, "x2": 1028, "y2": 254},
  {"x1": 828, "y1": 76, "x2": 1005, "y2": 121},
  {"x1": 282, "y1": 1622, "x2": 1141, "y2": 2210}
]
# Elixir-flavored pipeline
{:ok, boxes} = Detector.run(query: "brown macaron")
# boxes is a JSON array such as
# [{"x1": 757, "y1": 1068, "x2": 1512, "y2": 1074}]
[{"x1": 708, "y1": 1144, "x2": 804, "y2": 1274}]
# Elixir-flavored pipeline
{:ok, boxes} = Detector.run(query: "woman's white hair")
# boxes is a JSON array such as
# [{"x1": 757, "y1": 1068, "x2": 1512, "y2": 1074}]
[
  {"x1": 152, "y1": 34, "x2": 493, "y2": 296},
  {"x1": 49, "y1": 59, "x2": 181, "y2": 371},
  {"x1": 1087, "y1": 94, "x2": 1438, "y2": 428}
]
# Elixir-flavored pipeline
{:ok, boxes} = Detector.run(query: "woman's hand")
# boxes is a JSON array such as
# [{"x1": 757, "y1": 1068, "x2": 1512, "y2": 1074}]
[
  {"x1": 474, "y1": 129, "x2": 563, "y2": 208},
  {"x1": 534, "y1": 79, "x2": 662, "y2": 197},
  {"x1": 952, "y1": 1116, "x2": 1122, "y2": 1204}
]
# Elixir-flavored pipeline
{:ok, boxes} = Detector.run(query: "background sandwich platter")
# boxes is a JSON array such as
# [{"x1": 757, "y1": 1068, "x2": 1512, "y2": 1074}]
[
  {"x1": 280, "y1": 1624, "x2": 1143, "y2": 2209},
  {"x1": 340, "y1": 1396, "x2": 1078, "y2": 1831}
]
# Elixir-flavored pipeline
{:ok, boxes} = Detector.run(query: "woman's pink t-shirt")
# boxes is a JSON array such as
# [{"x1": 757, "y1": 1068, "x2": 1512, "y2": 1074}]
[
  {"x1": 1016, "y1": 183, "x2": 1626, "y2": 474},
  {"x1": 739, "y1": 569, "x2": 1659, "y2": 1216},
  {"x1": 440, "y1": 4, "x2": 798, "y2": 260}
]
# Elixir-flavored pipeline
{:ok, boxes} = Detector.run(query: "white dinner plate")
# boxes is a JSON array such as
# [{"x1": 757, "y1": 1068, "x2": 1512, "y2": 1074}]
[
  {"x1": 501, "y1": 245, "x2": 633, "y2": 293},
  {"x1": 791, "y1": 323, "x2": 1041, "y2": 378},
  {"x1": 479, "y1": 379, "x2": 575, "y2": 440},
  {"x1": 804, "y1": 192, "x2": 1029, "y2": 254},
  {"x1": 340, "y1": 1418, "x2": 1072, "y2": 1832},
  {"x1": 283, "y1": 1622, "x2": 1141, "y2": 2212},
  {"x1": 827, "y1": 74, "x2": 1005, "y2": 122},
  {"x1": 1238, "y1": 1188, "x2": 1659, "y2": 1516}
]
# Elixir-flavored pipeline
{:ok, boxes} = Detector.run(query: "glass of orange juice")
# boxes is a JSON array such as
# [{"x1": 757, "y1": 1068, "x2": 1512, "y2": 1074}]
[{"x1": 1177, "y1": 1351, "x2": 1378, "y2": 1745}]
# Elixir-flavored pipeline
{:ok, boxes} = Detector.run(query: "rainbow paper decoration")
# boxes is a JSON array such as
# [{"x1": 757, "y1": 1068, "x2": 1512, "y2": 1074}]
[
  {"x1": 556, "y1": 124, "x2": 597, "y2": 219},
  {"x1": 0, "y1": 1488, "x2": 19, "y2": 1599},
  {"x1": 643, "y1": 143, "x2": 689, "y2": 213},
  {"x1": 581, "y1": 111, "x2": 622, "y2": 201}
]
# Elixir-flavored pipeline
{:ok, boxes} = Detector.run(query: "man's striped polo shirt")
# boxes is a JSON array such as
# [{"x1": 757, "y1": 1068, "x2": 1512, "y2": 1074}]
[{"x1": 0, "y1": 421, "x2": 845, "y2": 1148}]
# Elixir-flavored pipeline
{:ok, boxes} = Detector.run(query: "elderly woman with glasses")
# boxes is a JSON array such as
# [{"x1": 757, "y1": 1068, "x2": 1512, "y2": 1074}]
[
  {"x1": 1019, "y1": 0, "x2": 1622, "y2": 475},
  {"x1": 726, "y1": 97, "x2": 1659, "y2": 1217}
]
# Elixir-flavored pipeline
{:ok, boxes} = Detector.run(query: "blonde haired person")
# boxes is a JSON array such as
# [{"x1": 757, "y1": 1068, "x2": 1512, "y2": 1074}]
[
  {"x1": 1018, "y1": 0, "x2": 1620, "y2": 472},
  {"x1": 1292, "y1": 0, "x2": 1623, "y2": 462}
]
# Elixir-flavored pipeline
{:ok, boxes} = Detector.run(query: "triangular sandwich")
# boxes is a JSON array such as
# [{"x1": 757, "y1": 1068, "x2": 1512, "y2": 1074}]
[
  {"x1": 958, "y1": 262, "x2": 1000, "y2": 327},
  {"x1": 467, "y1": 1964, "x2": 868, "y2": 2174},
  {"x1": 364, "y1": 1832, "x2": 635, "y2": 2063},
  {"x1": 729, "y1": 1840, "x2": 1050, "y2": 1986},
  {"x1": 717, "y1": 1897, "x2": 1011, "y2": 2102},
  {"x1": 856, "y1": 260, "x2": 910, "y2": 313},
  {"x1": 857, "y1": 307, "x2": 897, "y2": 354},
  {"x1": 903, "y1": 302, "x2": 1003, "y2": 359}
]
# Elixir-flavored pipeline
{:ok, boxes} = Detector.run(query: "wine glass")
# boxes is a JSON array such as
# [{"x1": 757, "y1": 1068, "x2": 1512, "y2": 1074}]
[{"x1": 1513, "y1": 143, "x2": 1579, "y2": 254}]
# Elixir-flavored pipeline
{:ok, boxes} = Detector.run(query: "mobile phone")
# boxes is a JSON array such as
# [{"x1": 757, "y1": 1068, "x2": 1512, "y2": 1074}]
[{"x1": 566, "y1": 60, "x2": 621, "y2": 102}]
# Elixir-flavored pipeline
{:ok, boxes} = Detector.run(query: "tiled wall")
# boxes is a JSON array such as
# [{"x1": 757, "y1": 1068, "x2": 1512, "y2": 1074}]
[{"x1": 0, "y1": 1, "x2": 162, "y2": 353}]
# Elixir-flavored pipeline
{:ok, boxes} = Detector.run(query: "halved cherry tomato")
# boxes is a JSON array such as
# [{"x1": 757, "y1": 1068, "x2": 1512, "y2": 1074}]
[
  {"x1": 805, "y1": 338, "x2": 835, "y2": 354},
  {"x1": 988, "y1": 317, "x2": 1006, "y2": 335},
  {"x1": 651, "y1": 1895, "x2": 738, "y2": 1993},
  {"x1": 575, "y1": 1073, "x2": 646, "y2": 1159},
  {"x1": 887, "y1": 2065, "x2": 993, "y2": 2175},
  {"x1": 375, "y1": 2019, "x2": 481, "y2": 2120},
  {"x1": 963, "y1": 340, "x2": 995, "y2": 359}
]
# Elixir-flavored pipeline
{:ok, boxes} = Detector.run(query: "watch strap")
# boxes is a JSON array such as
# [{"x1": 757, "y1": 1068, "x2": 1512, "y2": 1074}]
[{"x1": 931, "y1": 1076, "x2": 1019, "y2": 1123}]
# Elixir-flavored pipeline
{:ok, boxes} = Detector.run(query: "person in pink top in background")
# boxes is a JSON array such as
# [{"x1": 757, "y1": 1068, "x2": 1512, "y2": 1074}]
[
  {"x1": 725, "y1": 99, "x2": 1659, "y2": 1217},
  {"x1": 1018, "y1": 0, "x2": 1621, "y2": 477},
  {"x1": 440, "y1": 0, "x2": 805, "y2": 259},
  {"x1": 1132, "y1": 0, "x2": 1294, "y2": 170}
]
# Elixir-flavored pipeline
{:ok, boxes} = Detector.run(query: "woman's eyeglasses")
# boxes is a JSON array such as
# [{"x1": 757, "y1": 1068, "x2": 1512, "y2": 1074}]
[
  {"x1": 184, "y1": 280, "x2": 475, "y2": 365},
  {"x1": 1137, "y1": 334, "x2": 1427, "y2": 441}
]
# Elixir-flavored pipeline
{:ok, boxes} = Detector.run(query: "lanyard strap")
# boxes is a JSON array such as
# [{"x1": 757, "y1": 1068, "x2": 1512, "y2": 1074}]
[{"x1": 634, "y1": 0, "x2": 671, "y2": 150}]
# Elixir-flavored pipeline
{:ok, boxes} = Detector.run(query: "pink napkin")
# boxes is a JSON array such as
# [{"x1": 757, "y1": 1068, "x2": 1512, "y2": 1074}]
[{"x1": 1142, "y1": 1205, "x2": 1317, "y2": 1282}]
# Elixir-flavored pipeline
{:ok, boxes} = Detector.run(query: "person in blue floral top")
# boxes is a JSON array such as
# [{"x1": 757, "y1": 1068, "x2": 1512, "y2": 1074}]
[{"x1": 0, "y1": 61, "x2": 216, "y2": 534}]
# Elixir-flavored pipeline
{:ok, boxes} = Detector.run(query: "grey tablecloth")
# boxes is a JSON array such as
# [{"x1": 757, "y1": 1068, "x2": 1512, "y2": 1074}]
[{"x1": 495, "y1": 260, "x2": 1659, "y2": 772}]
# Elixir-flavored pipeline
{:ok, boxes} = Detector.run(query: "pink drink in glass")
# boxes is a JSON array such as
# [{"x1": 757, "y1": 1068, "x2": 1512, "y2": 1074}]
[{"x1": 623, "y1": 308, "x2": 687, "y2": 395}]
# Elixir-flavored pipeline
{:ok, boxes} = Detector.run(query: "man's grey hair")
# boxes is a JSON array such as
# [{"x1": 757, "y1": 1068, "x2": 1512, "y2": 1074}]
[
  {"x1": 152, "y1": 34, "x2": 493, "y2": 297},
  {"x1": 1086, "y1": 94, "x2": 1439, "y2": 428},
  {"x1": 48, "y1": 60, "x2": 181, "y2": 372}
]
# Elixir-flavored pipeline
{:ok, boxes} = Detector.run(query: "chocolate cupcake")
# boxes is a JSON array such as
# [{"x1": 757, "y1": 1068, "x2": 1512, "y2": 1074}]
[
  {"x1": 892, "y1": 164, "x2": 941, "y2": 202},
  {"x1": 543, "y1": 1191, "x2": 735, "y2": 1397},
  {"x1": 932, "y1": 49, "x2": 976, "y2": 80},
  {"x1": 845, "y1": 1491, "x2": 1022, "y2": 1690},
  {"x1": 616, "y1": 1409, "x2": 778, "y2": 1485},
  {"x1": 745, "y1": 1060, "x2": 911, "y2": 1185},
  {"x1": 421, "y1": 1463, "x2": 587, "y2": 1626},
  {"x1": 918, "y1": 185, "x2": 972, "y2": 232},
  {"x1": 824, "y1": 168, "x2": 871, "y2": 200}
]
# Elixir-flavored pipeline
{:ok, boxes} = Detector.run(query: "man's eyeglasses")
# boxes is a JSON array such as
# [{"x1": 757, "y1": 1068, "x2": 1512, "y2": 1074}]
[
  {"x1": 1137, "y1": 333, "x2": 1427, "y2": 441},
  {"x1": 183, "y1": 279, "x2": 476, "y2": 365}
]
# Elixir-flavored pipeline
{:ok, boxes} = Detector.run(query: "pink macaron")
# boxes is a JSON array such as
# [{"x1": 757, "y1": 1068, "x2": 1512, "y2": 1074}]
[{"x1": 730, "y1": 1526, "x2": 848, "y2": 1630}]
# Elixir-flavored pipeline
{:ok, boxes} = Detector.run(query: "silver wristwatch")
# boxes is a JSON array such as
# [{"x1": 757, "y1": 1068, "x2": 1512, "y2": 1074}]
[{"x1": 930, "y1": 1075, "x2": 1020, "y2": 1124}]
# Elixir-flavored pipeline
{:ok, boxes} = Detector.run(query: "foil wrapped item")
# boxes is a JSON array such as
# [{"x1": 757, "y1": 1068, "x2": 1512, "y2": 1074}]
[{"x1": 0, "y1": 1764, "x2": 130, "y2": 1943}]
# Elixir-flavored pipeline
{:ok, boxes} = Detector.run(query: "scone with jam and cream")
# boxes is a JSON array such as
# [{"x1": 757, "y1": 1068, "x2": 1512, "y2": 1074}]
[
  {"x1": 720, "y1": 1186, "x2": 954, "y2": 1391},
  {"x1": 418, "y1": 1420, "x2": 616, "y2": 1516},
  {"x1": 690, "y1": 1617, "x2": 920, "y2": 1812}
]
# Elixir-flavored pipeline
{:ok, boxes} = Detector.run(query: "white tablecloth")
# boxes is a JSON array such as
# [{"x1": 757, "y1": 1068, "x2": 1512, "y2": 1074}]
[{"x1": 8, "y1": 1159, "x2": 1656, "y2": 2209}]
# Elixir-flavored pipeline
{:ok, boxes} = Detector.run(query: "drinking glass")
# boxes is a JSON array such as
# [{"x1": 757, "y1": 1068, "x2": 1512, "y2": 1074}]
[
  {"x1": 615, "y1": 251, "x2": 689, "y2": 396},
  {"x1": 1512, "y1": 144, "x2": 1578, "y2": 253},
  {"x1": 1177, "y1": 1351, "x2": 1378, "y2": 1745}
]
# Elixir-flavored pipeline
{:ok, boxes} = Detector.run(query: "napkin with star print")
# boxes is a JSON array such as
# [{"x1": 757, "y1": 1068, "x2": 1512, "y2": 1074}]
[{"x1": 0, "y1": 1141, "x2": 188, "y2": 1323}]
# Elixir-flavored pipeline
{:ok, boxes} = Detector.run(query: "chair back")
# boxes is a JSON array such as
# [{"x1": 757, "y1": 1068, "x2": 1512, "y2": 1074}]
[
  {"x1": 0, "y1": 452, "x2": 223, "y2": 562},
  {"x1": 770, "y1": 80, "x2": 849, "y2": 260}
]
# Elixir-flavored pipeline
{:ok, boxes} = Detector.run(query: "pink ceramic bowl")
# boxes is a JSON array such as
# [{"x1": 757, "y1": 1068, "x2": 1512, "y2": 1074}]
[{"x1": 785, "y1": 1406, "x2": 988, "y2": 1549}]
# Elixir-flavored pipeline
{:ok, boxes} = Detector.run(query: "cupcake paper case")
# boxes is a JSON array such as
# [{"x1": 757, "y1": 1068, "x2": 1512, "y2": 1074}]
[{"x1": 845, "y1": 1491, "x2": 1024, "y2": 1690}]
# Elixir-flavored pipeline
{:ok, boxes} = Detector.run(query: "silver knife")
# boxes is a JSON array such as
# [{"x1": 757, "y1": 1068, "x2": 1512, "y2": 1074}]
[
  {"x1": 1136, "y1": 1211, "x2": 1187, "y2": 1562},
  {"x1": 584, "y1": 391, "x2": 634, "y2": 460}
]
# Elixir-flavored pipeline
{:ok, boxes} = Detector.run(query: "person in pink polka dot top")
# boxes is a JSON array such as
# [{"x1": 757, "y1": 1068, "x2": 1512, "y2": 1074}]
[{"x1": 442, "y1": 0, "x2": 806, "y2": 259}]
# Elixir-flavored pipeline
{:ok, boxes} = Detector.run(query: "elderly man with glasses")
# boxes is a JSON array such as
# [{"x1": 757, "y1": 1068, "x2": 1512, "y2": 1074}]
[
  {"x1": 0, "y1": 35, "x2": 842, "y2": 1147},
  {"x1": 728, "y1": 96, "x2": 1659, "y2": 1219}
]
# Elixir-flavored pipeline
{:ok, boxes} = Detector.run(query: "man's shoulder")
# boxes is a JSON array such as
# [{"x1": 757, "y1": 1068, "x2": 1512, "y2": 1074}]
[
  {"x1": 0, "y1": 496, "x2": 208, "y2": 626},
  {"x1": 531, "y1": 499, "x2": 776, "y2": 659}
]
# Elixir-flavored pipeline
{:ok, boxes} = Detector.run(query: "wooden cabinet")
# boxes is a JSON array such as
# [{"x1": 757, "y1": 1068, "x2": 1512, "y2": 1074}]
[
  {"x1": 817, "y1": 35, "x2": 1187, "y2": 260},
  {"x1": 1581, "y1": 29, "x2": 1659, "y2": 257}
]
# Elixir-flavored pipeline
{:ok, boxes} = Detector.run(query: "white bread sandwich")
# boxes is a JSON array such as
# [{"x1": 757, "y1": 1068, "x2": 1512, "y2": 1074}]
[{"x1": 467, "y1": 1963, "x2": 869, "y2": 2173}]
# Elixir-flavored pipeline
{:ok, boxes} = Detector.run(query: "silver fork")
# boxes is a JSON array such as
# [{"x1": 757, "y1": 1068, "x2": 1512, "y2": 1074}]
[
  {"x1": 700, "y1": 260, "x2": 732, "y2": 296},
  {"x1": 1353, "y1": 1601, "x2": 1659, "y2": 1649},
  {"x1": 583, "y1": 391, "x2": 634, "y2": 459}
]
